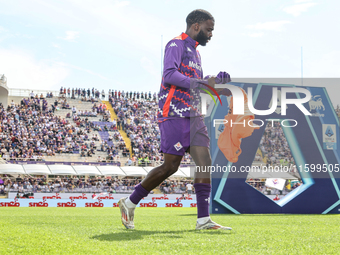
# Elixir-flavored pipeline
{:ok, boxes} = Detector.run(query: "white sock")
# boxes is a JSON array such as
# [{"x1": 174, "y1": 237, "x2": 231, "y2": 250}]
[
  {"x1": 197, "y1": 216, "x2": 210, "y2": 225},
  {"x1": 125, "y1": 197, "x2": 137, "y2": 209}
]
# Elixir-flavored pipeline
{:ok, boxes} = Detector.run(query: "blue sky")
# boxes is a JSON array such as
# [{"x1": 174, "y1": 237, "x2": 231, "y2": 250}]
[{"x1": 0, "y1": 0, "x2": 339, "y2": 100}]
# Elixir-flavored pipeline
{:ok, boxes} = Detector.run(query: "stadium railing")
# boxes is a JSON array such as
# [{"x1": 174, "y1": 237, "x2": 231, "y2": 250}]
[
  {"x1": 6, "y1": 187, "x2": 134, "y2": 194},
  {"x1": 9, "y1": 88, "x2": 59, "y2": 98},
  {"x1": 5, "y1": 158, "x2": 194, "y2": 167}
]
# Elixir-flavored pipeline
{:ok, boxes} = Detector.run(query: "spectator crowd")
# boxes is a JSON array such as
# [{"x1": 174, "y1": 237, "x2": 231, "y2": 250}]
[
  {"x1": 0, "y1": 97, "x2": 119, "y2": 161},
  {"x1": 109, "y1": 95, "x2": 193, "y2": 165},
  {"x1": 0, "y1": 175, "x2": 142, "y2": 194},
  {"x1": 0, "y1": 98, "x2": 91, "y2": 160},
  {"x1": 0, "y1": 86, "x2": 195, "y2": 165},
  {"x1": 0, "y1": 175, "x2": 194, "y2": 195},
  {"x1": 59, "y1": 86, "x2": 158, "y2": 101},
  {"x1": 259, "y1": 122, "x2": 296, "y2": 168}
]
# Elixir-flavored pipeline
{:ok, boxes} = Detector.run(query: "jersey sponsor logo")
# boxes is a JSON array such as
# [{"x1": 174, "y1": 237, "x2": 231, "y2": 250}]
[
  {"x1": 174, "y1": 142, "x2": 183, "y2": 151},
  {"x1": 169, "y1": 42, "x2": 177, "y2": 48},
  {"x1": 187, "y1": 47, "x2": 192, "y2": 52},
  {"x1": 188, "y1": 61, "x2": 202, "y2": 72}
]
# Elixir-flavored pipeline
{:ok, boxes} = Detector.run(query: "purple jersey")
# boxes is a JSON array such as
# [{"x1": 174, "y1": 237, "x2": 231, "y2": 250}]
[{"x1": 158, "y1": 33, "x2": 203, "y2": 120}]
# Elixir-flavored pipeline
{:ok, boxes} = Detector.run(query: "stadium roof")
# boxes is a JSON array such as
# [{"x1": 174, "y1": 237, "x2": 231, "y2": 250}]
[
  {"x1": 47, "y1": 165, "x2": 77, "y2": 175},
  {"x1": 0, "y1": 164, "x2": 299, "y2": 180},
  {"x1": 0, "y1": 164, "x2": 174, "y2": 177},
  {"x1": 178, "y1": 167, "x2": 193, "y2": 178},
  {"x1": 172, "y1": 170, "x2": 187, "y2": 178},
  {"x1": 142, "y1": 167, "x2": 154, "y2": 173},
  {"x1": 0, "y1": 164, "x2": 26, "y2": 175},
  {"x1": 73, "y1": 165, "x2": 101, "y2": 176},
  {"x1": 23, "y1": 165, "x2": 50, "y2": 175},
  {"x1": 96, "y1": 166, "x2": 126, "y2": 176},
  {"x1": 120, "y1": 167, "x2": 148, "y2": 176}
]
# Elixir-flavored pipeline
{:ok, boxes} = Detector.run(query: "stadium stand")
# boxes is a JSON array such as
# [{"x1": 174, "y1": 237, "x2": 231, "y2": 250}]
[
  {"x1": 0, "y1": 87, "x2": 196, "y2": 197},
  {"x1": 246, "y1": 121, "x2": 301, "y2": 197},
  {"x1": 0, "y1": 74, "x2": 9, "y2": 107},
  {"x1": 1, "y1": 87, "x2": 195, "y2": 166},
  {"x1": 0, "y1": 175, "x2": 195, "y2": 196},
  {"x1": 1, "y1": 94, "x2": 128, "y2": 164},
  {"x1": 0, "y1": 164, "x2": 193, "y2": 195},
  {"x1": 108, "y1": 95, "x2": 193, "y2": 164},
  {"x1": 259, "y1": 121, "x2": 296, "y2": 167},
  {"x1": 7, "y1": 86, "x2": 333, "y2": 198},
  {"x1": 0, "y1": 175, "x2": 140, "y2": 194}
]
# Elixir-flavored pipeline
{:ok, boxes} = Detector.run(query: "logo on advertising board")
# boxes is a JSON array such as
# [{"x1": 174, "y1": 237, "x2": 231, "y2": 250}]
[
  {"x1": 0, "y1": 197, "x2": 20, "y2": 207},
  {"x1": 165, "y1": 202, "x2": 183, "y2": 207},
  {"x1": 140, "y1": 202, "x2": 157, "y2": 207},
  {"x1": 323, "y1": 124, "x2": 337, "y2": 150},
  {"x1": 29, "y1": 198, "x2": 48, "y2": 207},
  {"x1": 309, "y1": 95, "x2": 325, "y2": 117}
]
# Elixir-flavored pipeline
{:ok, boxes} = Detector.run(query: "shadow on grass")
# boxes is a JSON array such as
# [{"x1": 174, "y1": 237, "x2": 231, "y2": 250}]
[{"x1": 92, "y1": 229, "x2": 233, "y2": 241}]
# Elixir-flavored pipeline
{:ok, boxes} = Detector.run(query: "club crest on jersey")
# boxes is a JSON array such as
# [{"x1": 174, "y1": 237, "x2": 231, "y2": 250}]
[{"x1": 174, "y1": 142, "x2": 183, "y2": 151}]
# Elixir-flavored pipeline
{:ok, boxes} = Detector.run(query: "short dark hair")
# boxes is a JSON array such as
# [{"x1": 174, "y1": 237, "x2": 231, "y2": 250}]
[{"x1": 186, "y1": 9, "x2": 214, "y2": 28}]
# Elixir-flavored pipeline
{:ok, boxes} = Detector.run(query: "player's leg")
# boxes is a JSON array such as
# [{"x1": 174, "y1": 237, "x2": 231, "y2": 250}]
[
  {"x1": 119, "y1": 153, "x2": 182, "y2": 229},
  {"x1": 140, "y1": 153, "x2": 183, "y2": 190},
  {"x1": 189, "y1": 115, "x2": 232, "y2": 230},
  {"x1": 189, "y1": 145, "x2": 231, "y2": 230},
  {"x1": 126, "y1": 153, "x2": 182, "y2": 205},
  {"x1": 189, "y1": 146, "x2": 212, "y2": 222},
  {"x1": 188, "y1": 145, "x2": 211, "y2": 184},
  {"x1": 119, "y1": 118, "x2": 187, "y2": 229}
]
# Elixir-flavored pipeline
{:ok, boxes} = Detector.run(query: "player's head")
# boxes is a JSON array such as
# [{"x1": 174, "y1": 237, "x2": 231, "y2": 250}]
[{"x1": 186, "y1": 9, "x2": 214, "y2": 46}]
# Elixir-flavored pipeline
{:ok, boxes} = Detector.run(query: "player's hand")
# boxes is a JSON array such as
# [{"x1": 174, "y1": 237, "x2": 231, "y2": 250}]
[
  {"x1": 204, "y1": 73, "x2": 231, "y2": 96},
  {"x1": 215, "y1": 71, "x2": 231, "y2": 84},
  {"x1": 207, "y1": 75, "x2": 216, "y2": 87}
]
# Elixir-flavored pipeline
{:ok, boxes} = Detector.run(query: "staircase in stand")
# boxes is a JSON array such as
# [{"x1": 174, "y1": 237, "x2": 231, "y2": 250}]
[{"x1": 102, "y1": 101, "x2": 132, "y2": 155}]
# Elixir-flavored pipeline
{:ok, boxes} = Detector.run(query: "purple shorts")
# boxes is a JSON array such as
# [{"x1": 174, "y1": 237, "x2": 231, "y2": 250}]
[{"x1": 158, "y1": 116, "x2": 210, "y2": 156}]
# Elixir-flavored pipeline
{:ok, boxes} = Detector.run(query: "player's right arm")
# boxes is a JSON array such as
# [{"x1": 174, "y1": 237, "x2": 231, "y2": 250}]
[
  {"x1": 163, "y1": 40, "x2": 192, "y2": 89},
  {"x1": 162, "y1": 40, "x2": 231, "y2": 95},
  {"x1": 163, "y1": 40, "x2": 205, "y2": 90}
]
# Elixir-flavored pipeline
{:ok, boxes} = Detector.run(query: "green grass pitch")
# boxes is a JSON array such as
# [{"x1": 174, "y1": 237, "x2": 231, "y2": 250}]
[{"x1": 0, "y1": 208, "x2": 339, "y2": 254}]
